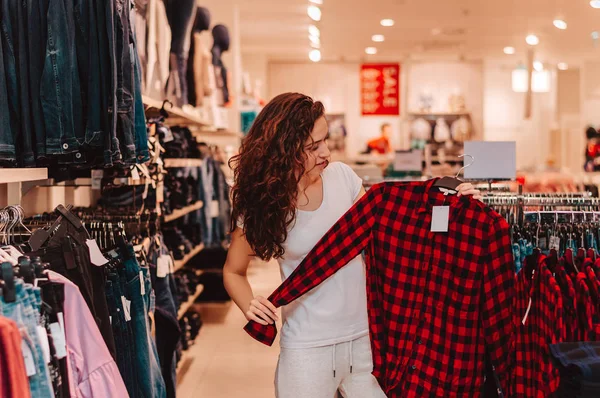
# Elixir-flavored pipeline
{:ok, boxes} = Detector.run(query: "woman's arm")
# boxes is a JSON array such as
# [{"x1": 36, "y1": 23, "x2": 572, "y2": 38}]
[{"x1": 223, "y1": 228, "x2": 279, "y2": 325}]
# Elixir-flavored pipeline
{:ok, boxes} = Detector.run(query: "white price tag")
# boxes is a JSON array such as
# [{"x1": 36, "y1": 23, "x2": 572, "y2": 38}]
[
  {"x1": 210, "y1": 200, "x2": 220, "y2": 218},
  {"x1": 37, "y1": 325, "x2": 51, "y2": 364},
  {"x1": 91, "y1": 169, "x2": 104, "y2": 190},
  {"x1": 549, "y1": 236, "x2": 560, "y2": 251},
  {"x1": 131, "y1": 166, "x2": 141, "y2": 180},
  {"x1": 21, "y1": 340, "x2": 37, "y2": 376},
  {"x1": 121, "y1": 296, "x2": 132, "y2": 322},
  {"x1": 49, "y1": 322, "x2": 67, "y2": 359},
  {"x1": 522, "y1": 298, "x2": 533, "y2": 325},
  {"x1": 157, "y1": 255, "x2": 170, "y2": 278},
  {"x1": 140, "y1": 271, "x2": 146, "y2": 296},
  {"x1": 431, "y1": 206, "x2": 450, "y2": 232},
  {"x1": 87, "y1": 239, "x2": 109, "y2": 266}
]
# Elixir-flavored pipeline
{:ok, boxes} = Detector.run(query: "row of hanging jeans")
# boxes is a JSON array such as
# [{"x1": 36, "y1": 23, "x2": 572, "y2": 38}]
[{"x1": 0, "y1": 0, "x2": 148, "y2": 168}]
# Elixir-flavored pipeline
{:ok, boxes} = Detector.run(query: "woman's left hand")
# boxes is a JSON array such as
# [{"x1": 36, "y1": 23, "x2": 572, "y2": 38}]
[{"x1": 456, "y1": 183, "x2": 483, "y2": 200}]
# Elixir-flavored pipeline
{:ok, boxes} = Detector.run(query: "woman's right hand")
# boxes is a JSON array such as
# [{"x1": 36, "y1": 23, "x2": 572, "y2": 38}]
[{"x1": 246, "y1": 296, "x2": 279, "y2": 325}]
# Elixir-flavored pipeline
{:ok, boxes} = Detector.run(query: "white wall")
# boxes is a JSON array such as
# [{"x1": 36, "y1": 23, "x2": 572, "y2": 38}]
[
  {"x1": 242, "y1": 53, "x2": 269, "y2": 100},
  {"x1": 268, "y1": 62, "x2": 406, "y2": 156},
  {"x1": 483, "y1": 62, "x2": 558, "y2": 171}
]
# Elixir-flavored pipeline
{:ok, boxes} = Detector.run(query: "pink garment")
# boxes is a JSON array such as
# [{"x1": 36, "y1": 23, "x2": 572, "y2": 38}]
[{"x1": 47, "y1": 271, "x2": 129, "y2": 398}]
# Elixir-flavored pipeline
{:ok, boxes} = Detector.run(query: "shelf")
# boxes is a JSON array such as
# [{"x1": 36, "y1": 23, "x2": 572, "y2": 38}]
[
  {"x1": 164, "y1": 158, "x2": 204, "y2": 168},
  {"x1": 0, "y1": 168, "x2": 48, "y2": 184},
  {"x1": 173, "y1": 243, "x2": 205, "y2": 272},
  {"x1": 164, "y1": 201, "x2": 204, "y2": 223},
  {"x1": 143, "y1": 95, "x2": 211, "y2": 127},
  {"x1": 409, "y1": 111, "x2": 470, "y2": 117},
  {"x1": 177, "y1": 284, "x2": 205, "y2": 320}
]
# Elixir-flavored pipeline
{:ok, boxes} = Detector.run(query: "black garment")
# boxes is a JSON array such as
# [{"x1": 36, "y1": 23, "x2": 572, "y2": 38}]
[
  {"x1": 30, "y1": 223, "x2": 117, "y2": 359},
  {"x1": 211, "y1": 24, "x2": 230, "y2": 104},
  {"x1": 41, "y1": 282, "x2": 70, "y2": 398}
]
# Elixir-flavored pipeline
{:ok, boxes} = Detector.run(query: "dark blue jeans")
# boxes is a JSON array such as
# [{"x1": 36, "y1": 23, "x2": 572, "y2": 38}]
[
  {"x1": 41, "y1": 0, "x2": 84, "y2": 156},
  {"x1": 0, "y1": 17, "x2": 16, "y2": 163},
  {"x1": 123, "y1": 245, "x2": 167, "y2": 398},
  {"x1": 115, "y1": 0, "x2": 136, "y2": 164},
  {"x1": 132, "y1": 27, "x2": 149, "y2": 163}
]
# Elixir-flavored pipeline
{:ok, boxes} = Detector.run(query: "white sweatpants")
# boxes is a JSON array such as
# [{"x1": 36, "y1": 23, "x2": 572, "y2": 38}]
[{"x1": 275, "y1": 335, "x2": 386, "y2": 398}]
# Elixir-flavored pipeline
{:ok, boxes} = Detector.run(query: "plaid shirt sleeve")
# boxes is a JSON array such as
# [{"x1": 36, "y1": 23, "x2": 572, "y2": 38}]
[
  {"x1": 483, "y1": 218, "x2": 517, "y2": 394},
  {"x1": 243, "y1": 184, "x2": 384, "y2": 346}
]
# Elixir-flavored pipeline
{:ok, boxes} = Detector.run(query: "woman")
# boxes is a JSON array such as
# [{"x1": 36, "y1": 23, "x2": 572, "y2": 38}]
[{"x1": 223, "y1": 93, "x2": 482, "y2": 398}]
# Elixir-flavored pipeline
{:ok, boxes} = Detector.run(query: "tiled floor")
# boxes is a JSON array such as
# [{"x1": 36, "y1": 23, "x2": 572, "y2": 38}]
[{"x1": 176, "y1": 259, "x2": 281, "y2": 398}]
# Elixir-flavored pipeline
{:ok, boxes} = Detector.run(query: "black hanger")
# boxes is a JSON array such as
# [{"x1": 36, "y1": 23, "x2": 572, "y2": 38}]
[
  {"x1": 432, "y1": 154, "x2": 474, "y2": 195},
  {"x1": 17, "y1": 256, "x2": 34, "y2": 284}
]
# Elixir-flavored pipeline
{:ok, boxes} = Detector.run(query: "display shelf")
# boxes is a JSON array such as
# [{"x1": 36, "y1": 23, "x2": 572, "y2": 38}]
[
  {"x1": 164, "y1": 201, "x2": 204, "y2": 223},
  {"x1": 143, "y1": 95, "x2": 211, "y2": 127},
  {"x1": 164, "y1": 158, "x2": 204, "y2": 168},
  {"x1": 173, "y1": 243, "x2": 205, "y2": 272},
  {"x1": 177, "y1": 284, "x2": 205, "y2": 320},
  {"x1": 0, "y1": 168, "x2": 48, "y2": 184},
  {"x1": 409, "y1": 111, "x2": 471, "y2": 117}
]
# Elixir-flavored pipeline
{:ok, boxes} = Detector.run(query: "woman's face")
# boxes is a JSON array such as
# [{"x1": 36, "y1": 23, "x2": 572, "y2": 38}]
[{"x1": 302, "y1": 116, "x2": 330, "y2": 179}]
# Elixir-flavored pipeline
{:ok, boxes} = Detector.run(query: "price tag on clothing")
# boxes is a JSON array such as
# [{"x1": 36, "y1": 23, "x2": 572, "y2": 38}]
[
  {"x1": 21, "y1": 340, "x2": 37, "y2": 376},
  {"x1": 210, "y1": 200, "x2": 220, "y2": 218},
  {"x1": 87, "y1": 239, "x2": 109, "y2": 266},
  {"x1": 140, "y1": 271, "x2": 146, "y2": 296},
  {"x1": 37, "y1": 325, "x2": 51, "y2": 364},
  {"x1": 157, "y1": 254, "x2": 170, "y2": 278},
  {"x1": 549, "y1": 236, "x2": 560, "y2": 251},
  {"x1": 131, "y1": 166, "x2": 141, "y2": 180},
  {"x1": 121, "y1": 296, "x2": 132, "y2": 322},
  {"x1": 49, "y1": 322, "x2": 67, "y2": 360},
  {"x1": 163, "y1": 127, "x2": 175, "y2": 143},
  {"x1": 431, "y1": 206, "x2": 449, "y2": 232},
  {"x1": 91, "y1": 169, "x2": 104, "y2": 190}
]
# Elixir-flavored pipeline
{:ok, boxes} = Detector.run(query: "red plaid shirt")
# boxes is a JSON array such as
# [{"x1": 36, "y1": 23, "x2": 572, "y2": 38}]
[
  {"x1": 555, "y1": 262, "x2": 578, "y2": 341},
  {"x1": 576, "y1": 273, "x2": 594, "y2": 341},
  {"x1": 514, "y1": 256, "x2": 562, "y2": 397},
  {"x1": 244, "y1": 179, "x2": 516, "y2": 397}
]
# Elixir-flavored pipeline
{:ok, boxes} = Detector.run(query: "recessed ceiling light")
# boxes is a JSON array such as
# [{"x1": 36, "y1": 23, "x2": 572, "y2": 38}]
[
  {"x1": 307, "y1": 5, "x2": 321, "y2": 21},
  {"x1": 526, "y1": 34, "x2": 540, "y2": 46},
  {"x1": 309, "y1": 0, "x2": 323, "y2": 4},
  {"x1": 365, "y1": 47, "x2": 377, "y2": 55},
  {"x1": 309, "y1": 49, "x2": 321, "y2": 62},
  {"x1": 591, "y1": 0, "x2": 600, "y2": 9},
  {"x1": 372, "y1": 34, "x2": 385, "y2": 42},
  {"x1": 553, "y1": 19, "x2": 567, "y2": 30},
  {"x1": 503, "y1": 46, "x2": 516, "y2": 55},
  {"x1": 593, "y1": 31, "x2": 600, "y2": 39},
  {"x1": 309, "y1": 34, "x2": 320, "y2": 46},
  {"x1": 533, "y1": 61, "x2": 544, "y2": 72},
  {"x1": 380, "y1": 19, "x2": 394, "y2": 27},
  {"x1": 557, "y1": 62, "x2": 569, "y2": 70},
  {"x1": 309, "y1": 25, "x2": 320, "y2": 37}
]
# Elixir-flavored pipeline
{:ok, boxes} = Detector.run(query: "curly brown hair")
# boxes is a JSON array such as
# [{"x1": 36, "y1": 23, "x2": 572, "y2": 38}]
[{"x1": 229, "y1": 93, "x2": 325, "y2": 260}]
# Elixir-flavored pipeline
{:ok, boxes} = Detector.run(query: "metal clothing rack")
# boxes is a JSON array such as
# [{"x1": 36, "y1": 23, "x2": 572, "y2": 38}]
[{"x1": 483, "y1": 187, "x2": 600, "y2": 227}]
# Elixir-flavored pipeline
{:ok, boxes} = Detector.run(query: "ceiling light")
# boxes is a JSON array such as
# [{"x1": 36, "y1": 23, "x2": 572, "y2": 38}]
[
  {"x1": 591, "y1": 0, "x2": 600, "y2": 8},
  {"x1": 503, "y1": 46, "x2": 516, "y2": 55},
  {"x1": 307, "y1": 5, "x2": 321, "y2": 21},
  {"x1": 372, "y1": 34, "x2": 385, "y2": 42},
  {"x1": 309, "y1": 49, "x2": 321, "y2": 62},
  {"x1": 309, "y1": 25, "x2": 320, "y2": 37},
  {"x1": 557, "y1": 62, "x2": 569, "y2": 70},
  {"x1": 526, "y1": 34, "x2": 539, "y2": 46},
  {"x1": 380, "y1": 19, "x2": 395, "y2": 27},
  {"x1": 553, "y1": 19, "x2": 567, "y2": 30},
  {"x1": 365, "y1": 47, "x2": 377, "y2": 55},
  {"x1": 593, "y1": 31, "x2": 600, "y2": 39},
  {"x1": 309, "y1": 34, "x2": 320, "y2": 46},
  {"x1": 309, "y1": 0, "x2": 323, "y2": 4},
  {"x1": 533, "y1": 61, "x2": 544, "y2": 72}
]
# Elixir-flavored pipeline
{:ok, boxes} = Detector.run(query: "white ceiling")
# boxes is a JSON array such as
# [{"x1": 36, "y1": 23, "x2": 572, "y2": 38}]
[{"x1": 239, "y1": 0, "x2": 600, "y2": 65}]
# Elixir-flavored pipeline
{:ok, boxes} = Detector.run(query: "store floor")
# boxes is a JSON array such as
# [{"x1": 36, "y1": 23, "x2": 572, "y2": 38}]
[{"x1": 177, "y1": 259, "x2": 281, "y2": 398}]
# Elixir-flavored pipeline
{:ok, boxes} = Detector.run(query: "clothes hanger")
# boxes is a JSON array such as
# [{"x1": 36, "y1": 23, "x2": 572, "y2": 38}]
[{"x1": 432, "y1": 154, "x2": 475, "y2": 194}]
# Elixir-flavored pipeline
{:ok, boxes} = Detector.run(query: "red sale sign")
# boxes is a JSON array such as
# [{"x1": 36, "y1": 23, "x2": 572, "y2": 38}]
[{"x1": 360, "y1": 63, "x2": 400, "y2": 116}]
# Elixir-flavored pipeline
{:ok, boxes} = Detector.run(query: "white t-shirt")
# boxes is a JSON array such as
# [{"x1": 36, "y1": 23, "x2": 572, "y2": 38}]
[{"x1": 277, "y1": 162, "x2": 369, "y2": 348}]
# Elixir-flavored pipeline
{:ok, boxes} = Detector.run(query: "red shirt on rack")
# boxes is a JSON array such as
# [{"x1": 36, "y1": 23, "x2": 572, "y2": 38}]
[
  {"x1": 555, "y1": 262, "x2": 578, "y2": 341},
  {"x1": 575, "y1": 273, "x2": 595, "y2": 341},
  {"x1": 244, "y1": 179, "x2": 517, "y2": 397},
  {"x1": 514, "y1": 256, "x2": 562, "y2": 396}
]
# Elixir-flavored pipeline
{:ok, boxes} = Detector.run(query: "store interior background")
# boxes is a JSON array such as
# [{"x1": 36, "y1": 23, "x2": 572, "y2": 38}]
[{"x1": 236, "y1": 0, "x2": 597, "y2": 173}]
